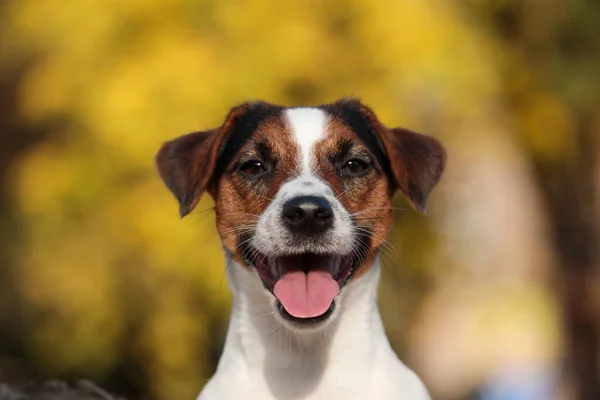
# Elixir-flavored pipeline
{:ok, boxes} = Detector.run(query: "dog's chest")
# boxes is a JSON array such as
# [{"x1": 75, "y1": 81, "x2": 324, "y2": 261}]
[{"x1": 198, "y1": 351, "x2": 429, "y2": 400}]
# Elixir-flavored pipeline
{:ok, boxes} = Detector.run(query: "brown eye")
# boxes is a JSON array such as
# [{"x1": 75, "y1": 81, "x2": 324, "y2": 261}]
[
  {"x1": 342, "y1": 159, "x2": 370, "y2": 177},
  {"x1": 239, "y1": 160, "x2": 268, "y2": 177}
]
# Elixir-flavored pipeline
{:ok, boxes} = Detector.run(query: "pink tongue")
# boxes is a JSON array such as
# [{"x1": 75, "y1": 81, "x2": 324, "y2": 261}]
[{"x1": 274, "y1": 270, "x2": 339, "y2": 318}]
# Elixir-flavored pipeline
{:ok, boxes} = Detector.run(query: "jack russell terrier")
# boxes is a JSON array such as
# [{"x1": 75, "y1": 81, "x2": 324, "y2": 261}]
[{"x1": 156, "y1": 99, "x2": 446, "y2": 400}]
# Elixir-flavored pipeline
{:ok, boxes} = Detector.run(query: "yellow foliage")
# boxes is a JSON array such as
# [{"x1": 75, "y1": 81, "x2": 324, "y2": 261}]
[{"x1": 0, "y1": 0, "x2": 570, "y2": 398}]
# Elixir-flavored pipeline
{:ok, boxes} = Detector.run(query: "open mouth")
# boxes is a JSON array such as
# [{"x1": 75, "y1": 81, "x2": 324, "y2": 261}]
[{"x1": 251, "y1": 252, "x2": 354, "y2": 321}]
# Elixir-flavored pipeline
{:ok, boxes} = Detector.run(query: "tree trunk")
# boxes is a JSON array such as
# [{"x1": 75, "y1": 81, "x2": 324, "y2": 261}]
[{"x1": 532, "y1": 112, "x2": 600, "y2": 400}]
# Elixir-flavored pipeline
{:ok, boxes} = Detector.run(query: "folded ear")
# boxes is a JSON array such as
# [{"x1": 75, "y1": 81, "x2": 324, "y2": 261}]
[
  {"x1": 156, "y1": 129, "x2": 219, "y2": 217},
  {"x1": 380, "y1": 127, "x2": 446, "y2": 212},
  {"x1": 155, "y1": 104, "x2": 250, "y2": 217}
]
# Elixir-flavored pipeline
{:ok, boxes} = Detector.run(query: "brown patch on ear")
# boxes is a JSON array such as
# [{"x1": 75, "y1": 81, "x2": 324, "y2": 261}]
[
  {"x1": 155, "y1": 104, "x2": 250, "y2": 217},
  {"x1": 156, "y1": 129, "x2": 218, "y2": 217},
  {"x1": 382, "y1": 127, "x2": 446, "y2": 212}
]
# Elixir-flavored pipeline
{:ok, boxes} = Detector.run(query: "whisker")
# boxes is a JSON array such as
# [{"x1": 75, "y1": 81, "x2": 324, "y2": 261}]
[
  {"x1": 216, "y1": 212, "x2": 262, "y2": 219},
  {"x1": 187, "y1": 206, "x2": 216, "y2": 216},
  {"x1": 246, "y1": 245, "x2": 263, "y2": 265},
  {"x1": 253, "y1": 309, "x2": 277, "y2": 317},
  {"x1": 353, "y1": 228, "x2": 396, "y2": 253},
  {"x1": 217, "y1": 225, "x2": 257, "y2": 236},
  {"x1": 253, "y1": 193, "x2": 275, "y2": 202},
  {"x1": 354, "y1": 232, "x2": 395, "y2": 254},
  {"x1": 266, "y1": 322, "x2": 280, "y2": 337},
  {"x1": 335, "y1": 188, "x2": 352, "y2": 201},
  {"x1": 232, "y1": 236, "x2": 256, "y2": 253},
  {"x1": 350, "y1": 207, "x2": 408, "y2": 217},
  {"x1": 219, "y1": 254, "x2": 236, "y2": 291},
  {"x1": 349, "y1": 235, "x2": 370, "y2": 270},
  {"x1": 186, "y1": 212, "x2": 216, "y2": 222},
  {"x1": 355, "y1": 240, "x2": 368, "y2": 269},
  {"x1": 357, "y1": 233, "x2": 396, "y2": 253},
  {"x1": 379, "y1": 248, "x2": 399, "y2": 272},
  {"x1": 218, "y1": 218, "x2": 259, "y2": 228},
  {"x1": 353, "y1": 216, "x2": 405, "y2": 222}
]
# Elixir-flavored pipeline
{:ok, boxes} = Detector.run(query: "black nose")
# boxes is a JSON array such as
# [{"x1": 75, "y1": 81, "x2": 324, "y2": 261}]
[{"x1": 282, "y1": 196, "x2": 334, "y2": 235}]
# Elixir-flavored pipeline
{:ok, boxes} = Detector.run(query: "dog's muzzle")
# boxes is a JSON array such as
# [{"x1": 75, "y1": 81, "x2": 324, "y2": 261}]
[{"x1": 243, "y1": 192, "x2": 359, "y2": 326}]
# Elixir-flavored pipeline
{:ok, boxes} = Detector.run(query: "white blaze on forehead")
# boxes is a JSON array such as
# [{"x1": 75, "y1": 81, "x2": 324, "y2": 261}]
[{"x1": 285, "y1": 108, "x2": 327, "y2": 172}]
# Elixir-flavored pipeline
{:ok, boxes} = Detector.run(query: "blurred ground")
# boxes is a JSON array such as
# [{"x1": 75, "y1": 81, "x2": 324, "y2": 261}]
[
  {"x1": 0, "y1": 1, "x2": 598, "y2": 399},
  {"x1": 0, "y1": 380, "x2": 125, "y2": 400}
]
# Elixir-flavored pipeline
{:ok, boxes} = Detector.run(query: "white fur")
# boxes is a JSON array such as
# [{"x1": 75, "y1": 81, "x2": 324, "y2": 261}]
[
  {"x1": 285, "y1": 108, "x2": 327, "y2": 172},
  {"x1": 198, "y1": 259, "x2": 430, "y2": 400}
]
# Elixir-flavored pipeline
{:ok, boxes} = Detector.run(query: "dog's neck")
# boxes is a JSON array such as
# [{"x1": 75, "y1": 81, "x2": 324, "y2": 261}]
[{"x1": 215, "y1": 258, "x2": 399, "y2": 398}]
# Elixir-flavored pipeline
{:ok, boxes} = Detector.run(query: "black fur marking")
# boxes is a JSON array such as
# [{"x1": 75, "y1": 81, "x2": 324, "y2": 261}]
[
  {"x1": 254, "y1": 140, "x2": 276, "y2": 165},
  {"x1": 320, "y1": 100, "x2": 394, "y2": 185},
  {"x1": 210, "y1": 102, "x2": 283, "y2": 188}
]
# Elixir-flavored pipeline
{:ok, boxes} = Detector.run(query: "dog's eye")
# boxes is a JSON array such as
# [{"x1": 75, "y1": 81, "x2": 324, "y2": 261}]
[
  {"x1": 239, "y1": 160, "x2": 268, "y2": 176},
  {"x1": 342, "y1": 159, "x2": 370, "y2": 177}
]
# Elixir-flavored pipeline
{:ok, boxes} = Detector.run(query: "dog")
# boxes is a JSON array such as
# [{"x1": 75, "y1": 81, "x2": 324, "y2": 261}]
[{"x1": 156, "y1": 98, "x2": 446, "y2": 400}]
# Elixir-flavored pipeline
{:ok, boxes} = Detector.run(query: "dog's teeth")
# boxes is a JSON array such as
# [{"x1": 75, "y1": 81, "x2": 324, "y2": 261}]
[{"x1": 332, "y1": 256, "x2": 341, "y2": 277}]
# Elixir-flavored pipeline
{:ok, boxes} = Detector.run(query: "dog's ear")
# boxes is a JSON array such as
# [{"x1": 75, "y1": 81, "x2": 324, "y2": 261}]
[
  {"x1": 338, "y1": 99, "x2": 446, "y2": 212},
  {"x1": 155, "y1": 104, "x2": 249, "y2": 217},
  {"x1": 379, "y1": 127, "x2": 446, "y2": 212}
]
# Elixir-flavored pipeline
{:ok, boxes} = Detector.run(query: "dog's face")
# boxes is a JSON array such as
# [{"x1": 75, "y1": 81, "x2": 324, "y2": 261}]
[{"x1": 156, "y1": 99, "x2": 445, "y2": 330}]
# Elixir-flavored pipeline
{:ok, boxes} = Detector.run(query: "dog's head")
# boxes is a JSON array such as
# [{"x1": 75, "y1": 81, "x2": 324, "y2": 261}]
[{"x1": 156, "y1": 99, "x2": 445, "y2": 330}]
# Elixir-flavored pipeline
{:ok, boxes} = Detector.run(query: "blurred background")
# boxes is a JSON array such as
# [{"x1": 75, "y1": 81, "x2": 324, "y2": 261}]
[{"x1": 0, "y1": 0, "x2": 599, "y2": 399}]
